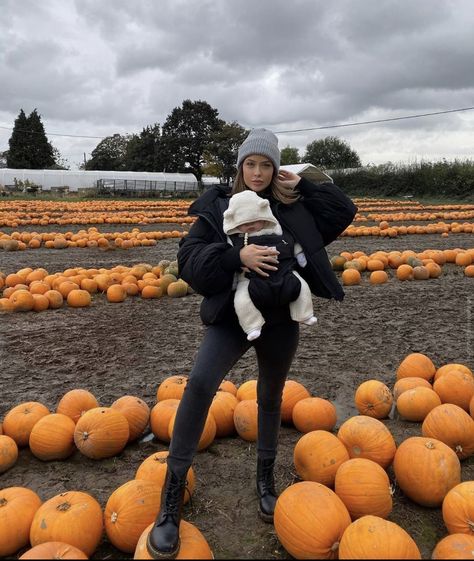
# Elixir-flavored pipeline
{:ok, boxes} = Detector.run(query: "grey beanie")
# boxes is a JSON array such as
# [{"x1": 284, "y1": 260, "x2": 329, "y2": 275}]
[{"x1": 237, "y1": 128, "x2": 280, "y2": 170}]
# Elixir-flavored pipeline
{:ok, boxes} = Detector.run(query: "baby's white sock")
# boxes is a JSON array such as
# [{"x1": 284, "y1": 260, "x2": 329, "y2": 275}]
[
  {"x1": 303, "y1": 316, "x2": 318, "y2": 326},
  {"x1": 247, "y1": 329, "x2": 261, "y2": 341}
]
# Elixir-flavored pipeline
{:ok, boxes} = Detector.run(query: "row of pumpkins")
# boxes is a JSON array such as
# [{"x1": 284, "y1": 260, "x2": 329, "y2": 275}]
[
  {"x1": 0, "y1": 260, "x2": 191, "y2": 312},
  {"x1": 1, "y1": 352, "x2": 473, "y2": 559}
]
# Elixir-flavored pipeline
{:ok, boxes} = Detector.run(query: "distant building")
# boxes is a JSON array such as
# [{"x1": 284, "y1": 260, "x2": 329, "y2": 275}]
[{"x1": 280, "y1": 163, "x2": 333, "y2": 183}]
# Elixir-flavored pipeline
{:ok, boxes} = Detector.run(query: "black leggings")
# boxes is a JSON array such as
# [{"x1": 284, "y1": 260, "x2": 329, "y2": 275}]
[{"x1": 167, "y1": 318, "x2": 299, "y2": 475}]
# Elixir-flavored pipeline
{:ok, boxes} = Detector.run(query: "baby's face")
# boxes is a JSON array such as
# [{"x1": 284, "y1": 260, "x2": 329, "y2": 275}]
[{"x1": 238, "y1": 220, "x2": 266, "y2": 234}]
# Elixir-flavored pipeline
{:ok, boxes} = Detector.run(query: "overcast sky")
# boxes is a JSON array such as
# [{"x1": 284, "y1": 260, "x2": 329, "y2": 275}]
[{"x1": 1, "y1": 0, "x2": 473, "y2": 170}]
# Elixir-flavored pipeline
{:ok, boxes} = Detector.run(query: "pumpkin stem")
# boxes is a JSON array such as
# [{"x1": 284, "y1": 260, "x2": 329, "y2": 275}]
[
  {"x1": 330, "y1": 541, "x2": 340, "y2": 552},
  {"x1": 0, "y1": 498, "x2": 7, "y2": 507},
  {"x1": 455, "y1": 444, "x2": 463, "y2": 455},
  {"x1": 82, "y1": 431, "x2": 89, "y2": 440},
  {"x1": 111, "y1": 511, "x2": 118, "y2": 523},
  {"x1": 425, "y1": 441, "x2": 435, "y2": 449},
  {"x1": 468, "y1": 519, "x2": 474, "y2": 532},
  {"x1": 57, "y1": 501, "x2": 71, "y2": 511}
]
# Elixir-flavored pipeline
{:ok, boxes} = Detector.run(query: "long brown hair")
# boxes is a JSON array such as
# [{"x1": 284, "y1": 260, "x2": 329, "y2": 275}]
[{"x1": 231, "y1": 167, "x2": 300, "y2": 204}]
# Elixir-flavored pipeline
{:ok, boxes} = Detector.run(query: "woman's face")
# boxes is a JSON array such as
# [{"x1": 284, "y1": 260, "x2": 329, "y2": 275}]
[{"x1": 242, "y1": 155, "x2": 274, "y2": 193}]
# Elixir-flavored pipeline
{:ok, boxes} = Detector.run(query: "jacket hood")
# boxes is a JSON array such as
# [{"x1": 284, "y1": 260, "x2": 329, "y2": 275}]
[{"x1": 223, "y1": 190, "x2": 280, "y2": 235}]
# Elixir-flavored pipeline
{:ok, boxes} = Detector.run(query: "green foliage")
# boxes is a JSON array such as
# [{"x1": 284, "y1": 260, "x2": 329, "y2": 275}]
[
  {"x1": 85, "y1": 133, "x2": 130, "y2": 170},
  {"x1": 204, "y1": 121, "x2": 248, "y2": 184},
  {"x1": 13, "y1": 178, "x2": 41, "y2": 194},
  {"x1": 331, "y1": 159, "x2": 474, "y2": 200},
  {"x1": 161, "y1": 99, "x2": 222, "y2": 180},
  {"x1": 304, "y1": 136, "x2": 361, "y2": 169},
  {"x1": 280, "y1": 145, "x2": 300, "y2": 165},
  {"x1": 124, "y1": 124, "x2": 165, "y2": 171}
]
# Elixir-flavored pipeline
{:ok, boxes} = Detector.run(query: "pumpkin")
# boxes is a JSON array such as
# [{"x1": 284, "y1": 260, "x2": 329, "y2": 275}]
[
  {"x1": 156, "y1": 375, "x2": 188, "y2": 401},
  {"x1": 56, "y1": 388, "x2": 99, "y2": 423},
  {"x1": 29, "y1": 413, "x2": 76, "y2": 461},
  {"x1": 2, "y1": 401, "x2": 50, "y2": 447},
  {"x1": 0, "y1": 487, "x2": 42, "y2": 557},
  {"x1": 281, "y1": 380, "x2": 311, "y2": 424},
  {"x1": 337, "y1": 416, "x2": 397, "y2": 469},
  {"x1": 169, "y1": 411, "x2": 216, "y2": 451},
  {"x1": 167, "y1": 280, "x2": 189, "y2": 298},
  {"x1": 338, "y1": 515, "x2": 421, "y2": 559},
  {"x1": 106, "y1": 284, "x2": 127, "y2": 303},
  {"x1": 393, "y1": 437, "x2": 461, "y2": 507},
  {"x1": 334, "y1": 458, "x2": 393, "y2": 520},
  {"x1": 236, "y1": 379, "x2": 258, "y2": 401},
  {"x1": 431, "y1": 533, "x2": 474, "y2": 559},
  {"x1": 274, "y1": 481, "x2": 351, "y2": 559},
  {"x1": 150, "y1": 399, "x2": 180, "y2": 442},
  {"x1": 134, "y1": 520, "x2": 213, "y2": 559},
  {"x1": 233, "y1": 399, "x2": 258, "y2": 442},
  {"x1": 413, "y1": 265, "x2": 430, "y2": 280},
  {"x1": 396, "y1": 264, "x2": 413, "y2": 281},
  {"x1": 74, "y1": 407, "x2": 129, "y2": 459},
  {"x1": 0, "y1": 435, "x2": 18, "y2": 473},
  {"x1": 471, "y1": 394, "x2": 474, "y2": 418},
  {"x1": 433, "y1": 370, "x2": 474, "y2": 411},
  {"x1": 209, "y1": 392, "x2": 238, "y2": 437},
  {"x1": 435, "y1": 363, "x2": 473, "y2": 382},
  {"x1": 396, "y1": 387, "x2": 442, "y2": 422},
  {"x1": 135, "y1": 450, "x2": 195, "y2": 504},
  {"x1": 19, "y1": 542, "x2": 88, "y2": 559},
  {"x1": 293, "y1": 430, "x2": 350, "y2": 487},
  {"x1": 369, "y1": 270, "x2": 388, "y2": 284},
  {"x1": 292, "y1": 397, "x2": 337, "y2": 433},
  {"x1": 105, "y1": 479, "x2": 162, "y2": 553},
  {"x1": 32, "y1": 293, "x2": 50, "y2": 312},
  {"x1": 29, "y1": 491, "x2": 103, "y2": 556},
  {"x1": 342, "y1": 269, "x2": 361, "y2": 286},
  {"x1": 422, "y1": 404, "x2": 474, "y2": 460},
  {"x1": 396, "y1": 352, "x2": 436, "y2": 381},
  {"x1": 111, "y1": 395, "x2": 150, "y2": 442},
  {"x1": 354, "y1": 380, "x2": 393, "y2": 419},
  {"x1": 44, "y1": 289, "x2": 64, "y2": 309},
  {"x1": 9, "y1": 289, "x2": 35, "y2": 311},
  {"x1": 141, "y1": 285, "x2": 162, "y2": 299},
  {"x1": 66, "y1": 289, "x2": 91, "y2": 308},
  {"x1": 217, "y1": 379, "x2": 238, "y2": 395},
  {"x1": 393, "y1": 377, "x2": 432, "y2": 400},
  {"x1": 442, "y1": 481, "x2": 474, "y2": 535}
]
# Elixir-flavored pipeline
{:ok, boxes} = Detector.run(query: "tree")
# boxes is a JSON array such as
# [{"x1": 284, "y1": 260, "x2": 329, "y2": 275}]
[
  {"x1": 161, "y1": 99, "x2": 222, "y2": 181},
  {"x1": 49, "y1": 147, "x2": 70, "y2": 170},
  {"x1": 85, "y1": 134, "x2": 130, "y2": 170},
  {"x1": 0, "y1": 150, "x2": 8, "y2": 168},
  {"x1": 7, "y1": 109, "x2": 56, "y2": 169},
  {"x1": 280, "y1": 145, "x2": 300, "y2": 165},
  {"x1": 303, "y1": 136, "x2": 361, "y2": 169},
  {"x1": 204, "y1": 121, "x2": 248, "y2": 184},
  {"x1": 124, "y1": 124, "x2": 164, "y2": 171}
]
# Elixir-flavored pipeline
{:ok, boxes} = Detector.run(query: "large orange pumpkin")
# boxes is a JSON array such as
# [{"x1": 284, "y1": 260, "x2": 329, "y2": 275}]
[
  {"x1": 337, "y1": 416, "x2": 397, "y2": 469},
  {"x1": 393, "y1": 437, "x2": 461, "y2": 507},
  {"x1": 422, "y1": 404, "x2": 474, "y2": 460},
  {"x1": 74, "y1": 407, "x2": 130, "y2": 459},
  {"x1": 442, "y1": 481, "x2": 474, "y2": 535},
  {"x1": 280, "y1": 380, "x2": 311, "y2": 424},
  {"x1": 168, "y1": 411, "x2": 216, "y2": 451},
  {"x1": 334, "y1": 458, "x2": 393, "y2": 520},
  {"x1": 135, "y1": 450, "x2": 195, "y2": 505},
  {"x1": 354, "y1": 380, "x2": 393, "y2": 419},
  {"x1": 0, "y1": 487, "x2": 42, "y2": 557},
  {"x1": 236, "y1": 379, "x2": 258, "y2": 401},
  {"x1": 2, "y1": 401, "x2": 50, "y2": 447},
  {"x1": 292, "y1": 397, "x2": 337, "y2": 433},
  {"x1": 156, "y1": 375, "x2": 188, "y2": 401},
  {"x1": 150, "y1": 399, "x2": 180, "y2": 442},
  {"x1": 293, "y1": 430, "x2": 349, "y2": 487},
  {"x1": 274, "y1": 481, "x2": 351, "y2": 559},
  {"x1": 431, "y1": 533, "x2": 474, "y2": 559},
  {"x1": 29, "y1": 413, "x2": 76, "y2": 461},
  {"x1": 0, "y1": 435, "x2": 18, "y2": 473},
  {"x1": 29, "y1": 491, "x2": 103, "y2": 556},
  {"x1": 233, "y1": 399, "x2": 258, "y2": 442},
  {"x1": 338, "y1": 515, "x2": 421, "y2": 559},
  {"x1": 393, "y1": 377, "x2": 432, "y2": 400},
  {"x1": 56, "y1": 388, "x2": 99, "y2": 423},
  {"x1": 396, "y1": 387, "x2": 442, "y2": 422},
  {"x1": 218, "y1": 379, "x2": 238, "y2": 395},
  {"x1": 434, "y1": 363, "x2": 473, "y2": 382},
  {"x1": 111, "y1": 395, "x2": 150, "y2": 442},
  {"x1": 396, "y1": 352, "x2": 436, "y2": 381},
  {"x1": 433, "y1": 370, "x2": 474, "y2": 411},
  {"x1": 134, "y1": 520, "x2": 213, "y2": 559},
  {"x1": 209, "y1": 391, "x2": 238, "y2": 437},
  {"x1": 104, "y1": 479, "x2": 162, "y2": 553},
  {"x1": 19, "y1": 542, "x2": 88, "y2": 559}
]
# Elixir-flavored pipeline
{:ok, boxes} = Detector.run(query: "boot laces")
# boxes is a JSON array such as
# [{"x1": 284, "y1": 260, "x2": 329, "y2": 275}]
[{"x1": 163, "y1": 475, "x2": 187, "y2": 514}]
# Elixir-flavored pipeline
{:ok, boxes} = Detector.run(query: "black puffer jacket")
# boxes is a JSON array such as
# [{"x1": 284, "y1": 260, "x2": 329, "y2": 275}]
[{"x1": 177, "y1": 178, "x2": 358, "y2": 325}]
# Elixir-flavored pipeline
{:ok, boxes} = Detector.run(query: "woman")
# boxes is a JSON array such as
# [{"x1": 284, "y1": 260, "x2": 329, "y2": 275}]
[{"x1": 147, "y1": 129, "x2": 357, "y2": 559}]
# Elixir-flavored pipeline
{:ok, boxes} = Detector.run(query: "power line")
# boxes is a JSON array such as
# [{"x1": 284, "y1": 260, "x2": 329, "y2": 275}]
[
  {"x1": 0, "y1": 106, "x2": 473, "y2": 141},
  {"x1": 274, "y1": 106, "x2": 474, "y2": 134}
]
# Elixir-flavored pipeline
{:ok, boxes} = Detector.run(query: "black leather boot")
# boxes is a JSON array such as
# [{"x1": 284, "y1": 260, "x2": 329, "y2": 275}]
[
  {"x1": 256, "y1": 457, "x2": 278, "y2": 523},
  {"x1": 146, "y1": 467, "x2": 187, "y2": 559}
]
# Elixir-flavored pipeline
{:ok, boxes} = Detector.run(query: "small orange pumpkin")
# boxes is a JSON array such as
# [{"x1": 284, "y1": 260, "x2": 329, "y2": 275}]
[
  {"x1": 168, "y1": 411, "x2": 216, "y2": 451},
  {"x1": 280, "y1": 380, "x2": 311, "y2": 424},
  {"x1": 393, "y1": 377, "x2": 432, "y2": 401},
  {"x1": 111, "y1": 395, "x2": 150, "y2": 442},
  {"x1": 396, "y1": 352, "x2": 436, "y2": 381},
  {"x1": 396, "y1": 387, "x2": 442, "y2": 422},
  {"x1": 433, "y1": 370, "x2": 474, "y2": 411},
  {"x1": 209, "y1": 391, "x2": 238, "y2": 437},
  {"x1": 74, "y1": 407, "x2": 129, "y2": 459},
  {"x1": 29, "y1": 413, "x2": 76, "y2": 461},
  {"x1": 236, "y1": 379, "x2": 257, "y2": 401},
  {"x1": 431, "y1": 533, "x2": 474, "y2": 559},
  {"x1": 57, "y1": 388, "x2": 99, "y2": 423},
  {"x1": 442, "y1": 481, "x2": 474, "y2": 536},
  {"x1": 292, "y1": 397, "x2": 337, "y2": 433},
  {"x1": 150, "y1": 399, "x2": 180, "y2": 442},
  {"x1": 19, "y1": 542, "x2": 88, "y2": 559},
  {"x1": 156, "y1": 375, "x2": 188, "y2": 401},
  {"x1": 2, "y1": 401, "x2": 50, "y2": 447},
  {"x1": 0, "y1": 435, "x2": 18, "y2": 473},
  {"x1": 354, "y1": 380, "x2": 393, "y2": 419},
  {"x1": 233, "y1": 399, "x2": 258, "y2": 442}
]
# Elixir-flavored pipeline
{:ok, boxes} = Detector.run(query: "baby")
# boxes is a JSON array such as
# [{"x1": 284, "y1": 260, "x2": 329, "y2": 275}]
[{"x1": 223, "y1": 190, "x2": 317, "y2": 341}]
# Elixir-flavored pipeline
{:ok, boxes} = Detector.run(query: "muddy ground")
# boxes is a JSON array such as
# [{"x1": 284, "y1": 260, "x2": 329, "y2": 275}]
[{"x1": 1, "y1": 226, "x2": 473, "y2": 560}]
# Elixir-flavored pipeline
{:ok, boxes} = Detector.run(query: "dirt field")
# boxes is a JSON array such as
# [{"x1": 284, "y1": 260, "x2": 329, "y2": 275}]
[{"x1": 1, "y1": 227, "x2": 473, "y2": 560}]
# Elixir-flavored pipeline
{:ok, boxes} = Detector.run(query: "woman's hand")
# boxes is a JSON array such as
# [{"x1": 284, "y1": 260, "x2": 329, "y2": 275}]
[
  {"x1": 240, "y1": 244, "x2": 279, "y2": 277},
  {"x1": 277, "y1": 169, "x2": 301, "y2": 189}
]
